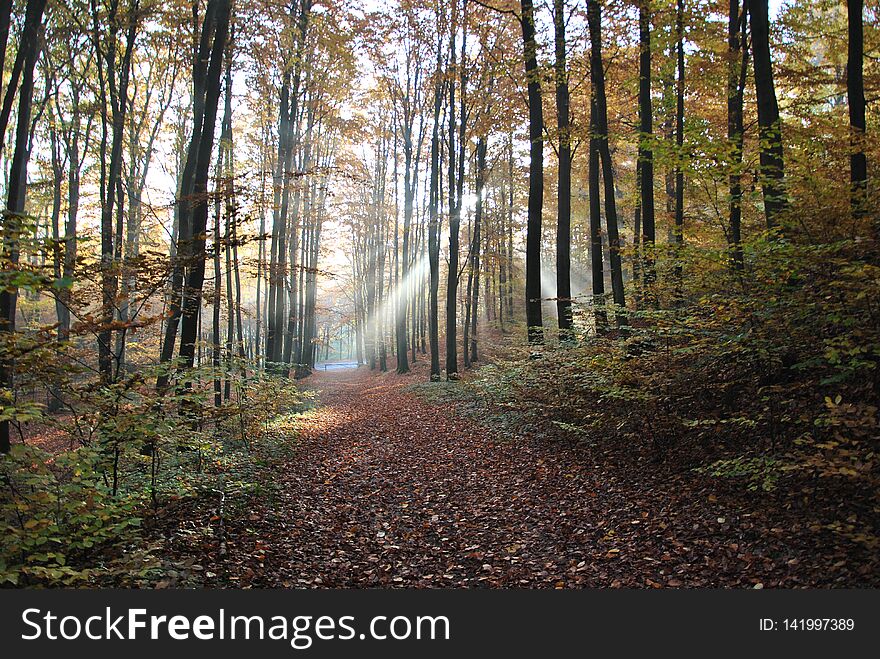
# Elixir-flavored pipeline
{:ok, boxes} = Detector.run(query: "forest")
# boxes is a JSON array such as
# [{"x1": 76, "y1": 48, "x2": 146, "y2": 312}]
[{"x1": 0, "y1": 0, "x2": 877, "y2": 589}]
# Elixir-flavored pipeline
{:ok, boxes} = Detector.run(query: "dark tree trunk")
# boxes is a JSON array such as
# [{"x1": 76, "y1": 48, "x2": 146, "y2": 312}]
[
  {"x1": 0, "y1": 0, "x2": 47, "y2": 454},
  {"x1": 673, "y1": 0, "x2": 685, "y2": 290},
  {"x1": 396, "y1": 72, "x2": 418, "y2": 373},
  {"x1": 553, "y1": 0, "x2": 572, "y2": 336},
  {"x1": 445, "y1": 3, "x2": 467, "y2": 380},
  {"x1": 847, "y1": 0, "x2": 868, "y2": 223},
  {"x1": 470, "y1": 135, "x2": 487, "y2": 363},
  {"x1": 727, "y1": 0, "x2": 748, "y2": 268},
  {"x1": 588, "y1": 126, "x2": 606, "y2": 332},
  {"x1": 0, "y1": 0, "x2": 39, "y2": 153},
  {"x1": 750, "y1": 0, "x2": 788, "y2": 228},
  {"x1": 638, "y1": 0, "x2": 656, "y2": 301},
  {"x1": 520, "y1": 0, "x2": 544, "y2": 345},
  {"x1": 588, "y1": 0, "x2": 625, "y2": 324},
  {"x1": 0, "y1": 0, "x2": 12, "y2": 102},
  {"x1": 428, "y1": 53, "x2": 442, "y2": 381},
  {"x1": 212, "y1": 149, "x2": 223, "y2": 407},
  {"x1": 176, "y1": 0, "x2": 231, "y2": 373},
  {"x1": 158, "y1": 0, "x2": 220, "y2": 390},
  {"x1": 95, "y1": 0, "x2": 139, "y2": 383}
]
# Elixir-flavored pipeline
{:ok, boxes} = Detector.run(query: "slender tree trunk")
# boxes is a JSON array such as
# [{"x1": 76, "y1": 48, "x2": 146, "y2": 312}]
[
  {"x1": 0, "y1": 0, "x2": 39, "y2": 154},
  {"x1": 553, "y1": 0, "x2": 572, "y2": 337},
  {"x1": 396, "y1": 106, "x2": 413, "y2": 373},
  {"x1": 470, "y1": 135, "x2": 486, "y2": 363},
  {"x1": 847, "y1": 0, "x2": 868, "y2": 225},
  {"x1": 588, "y1": 126, "x2": 606, "y2": 332},
  {"x1": 428, "y1": 52, "x2": 442, "y2": 381},
  {"x1": 672, "y1": 0, "x2": 685, "y2": 291},
  {"x1": 0, "y1": 0, "x2": 47, "y2": 453},
  {"x1": 750, "y1": 0, "x2": 788, "y2": 228},
  {"x1": 727, "y1": 0, "x2": 748, "y2": 268},
  {"x1": 158, "y1": 0, "x2": 218, "y2": 390},
  {"x1": 212, "y1": 150, "x2": 223, "y2": 407},
  {"x1": 96, "y1": 0, "x2": 139, "y2": 383},
  {"x1": 0, "y1": 0, "x2": 12, "y2": 104},
  {"x1": 177, "y1": 0, "x2": 231, "y2": 373},
  {"x1": 637, "y1": 1, "x2": 655, "y2": 300},
  {"x1": 588, "y1": 0, "x2": 625, "y2": 324},
  {"x1": 445, "y1": 4, "x2": 467, "y2": 380},
  {"x1": 638, "y1": 0, "x2": 656, "y2": 302},
  {"x1": 520, "y1": 0, "x2": 544, "y2": 345}
]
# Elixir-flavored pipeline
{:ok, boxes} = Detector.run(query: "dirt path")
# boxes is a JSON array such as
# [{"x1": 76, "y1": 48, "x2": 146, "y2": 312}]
[
  {"x1": 255, "y1": 367, "x2": 604, "y2": 587},
  {"x1": 173, "y1": 366, "x2": 873, "y2": 588}
]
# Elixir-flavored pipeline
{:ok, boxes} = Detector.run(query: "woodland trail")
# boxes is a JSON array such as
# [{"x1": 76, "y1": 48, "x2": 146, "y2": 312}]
[
  {"x1": 158, "y1": 366, "x2": 875, "y2": 588},
  {"x1": 247, "y1": 366, "x2": 606, "y2": 587}
]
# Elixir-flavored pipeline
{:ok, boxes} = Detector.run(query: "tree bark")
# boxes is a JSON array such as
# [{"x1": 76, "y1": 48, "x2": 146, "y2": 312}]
[
  {"x1": 520, "y1": 0, "x2": 544, "y2": 345},
  {"x1": 553, "y1": 0, "x2": 572, "y2": 336},
  {"x1": 428, "y1": 51, "x2": 442, "y2": 381},
  {"x1": 750, "y1": 0, "x2": 788, "y2": 228},
  {"x1": 0, "y1": 0, "x2": 47, "y2": 453},
  {"x1": 588, "y1": 0, "x2": 625, "y2": 324},
  {"x1": 638, "y1": 0, "x2": 656, "y2": 300},
  {"x1": 176, "y1": 0, "x2": 231, "y2": 373},
  {"x1": 847, "y1": 0, "x2": 867, "y2": 223},
  {"x1": 727, "y1": 0, "x2": 748, "y2": 268}
]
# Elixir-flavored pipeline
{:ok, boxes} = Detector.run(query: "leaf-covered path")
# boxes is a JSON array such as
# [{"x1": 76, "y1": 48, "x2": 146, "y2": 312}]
[
  {"x1": 246, "y1": 366, "x2": 603, "y2": 588},
  {"x1": 155, "y1": 367, "x2": 876, "y2": 588}
]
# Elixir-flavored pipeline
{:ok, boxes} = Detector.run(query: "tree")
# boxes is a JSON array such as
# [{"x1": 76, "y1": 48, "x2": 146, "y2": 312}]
[
  {"x1": 553, "y1": 0, "x2": 572, "y2": 336},
  {"x1": 750, "y1": 0, "x2": 788, "y2": 228},
  {"x1": 157, "y1": 0, "x2": 231, "y2": 389},
  {"x1": 727, "y1": 0, "x2": 748, "y2": 268},
  {"x1": 520, "y1": 0, "x2": 544, "y2": 345},
  {"x1": 673, "y1": 0, "x2": 684, "y2": 286},
  {"x1": 588, "y1": 0, "x2": 625, "y2": 326},
  {"x1": 638, "y1": 0, "x2": 656, "y2": 297},
  {"x1": 0, "y1": 0, "x2": 48, "y2": 454},
  {"x1": 847, "y1": 0, "x2": 867, "y2": 223},
  {"x1": 428, "y1": 29, "x2": 443, "y2": 382},
  {"x1": 445, "y1": 0, "x2": 467, "y2": 380},
  {"x1": 91, "y1": 0, "x2": 140, "y2": 382}
]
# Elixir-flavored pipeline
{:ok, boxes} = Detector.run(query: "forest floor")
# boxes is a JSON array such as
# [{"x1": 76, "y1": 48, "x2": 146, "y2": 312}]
[{"x1": 144, "y1": 360, "x2": 878, "y2": 589}]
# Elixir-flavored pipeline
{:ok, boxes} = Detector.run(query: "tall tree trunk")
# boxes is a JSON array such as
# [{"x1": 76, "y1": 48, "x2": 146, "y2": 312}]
[
  {"x1": 428, "y1": 51, "x2": 442, "y2": 381},
  {"x1": 255, "y1": 123, "x2": 269, "y2": 365},
  {"x1": 95, "y1": 0, "x2": 139, "y2": 383},
  {"x1": 470, "y1": 135, "x2": 486, "y2": 363},
  {"x1": 176, "y1": 0, "x2": 231, "y2": 374},
  {"x1": 445, "y1": 2, "x2": 466, "y2": 380},
  {"x1": 672, "y1": 0, "x2": 685, "y2": 291},
  {"x1": 0, "y1": 0, "x2": 47, "y2": 453},
  {"x1": 0, "y1": 0, "x2": 39, "y2": 154},
  {"x1": 553, "y1": 0, "x2": 572, "y2": 336},
  {"x1": 396, "y1": 95, "x2": 415, "y2": 373},
  {"x1": 158, "y1": 0, "x2": 218, "y2": 390},
  {"x1": 750, "y1": 0, "x2": 788, "y2": 228},
  {"x1": 48, "y1": 122, "x2": 65, "y2": 412},
  {"x1": 847, "y1": 0, "x2": 868, "y2": 224},
  {"x1": 727, "y1": 0, "x2": 748, "y2": 268},
  {"x1": 638, "y1": 0, "x2": 656, "y2": 301},
  {"x1": 212, "y1": 150, "x2": 223, "y2": 407},
  {"x1": 507, "y1": 132, "x2": 515, "y2": 323},
  {"x1": 588, "y1": 0, "x2": 625, "y2": 324},
  {"x1": 520, "y1": 0, "x2": 544, "y2": 345},
  {"x1": 588, "y1": 122, "x2": 606, "y2": 332},
  {"x1": 0, "y1": 0, "x2": 12, "y2": 104}
]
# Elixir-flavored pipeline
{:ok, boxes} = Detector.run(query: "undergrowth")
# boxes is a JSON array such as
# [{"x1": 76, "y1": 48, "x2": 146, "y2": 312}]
[
  {"x1": 413, "y1": 233, "x2": 880, "y2": 553},
  {"x1": 0, "y1": 366, "x2": 312, "y2": 587}
]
